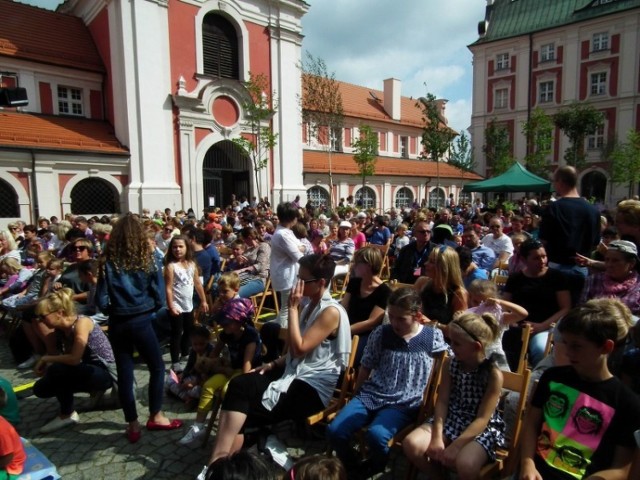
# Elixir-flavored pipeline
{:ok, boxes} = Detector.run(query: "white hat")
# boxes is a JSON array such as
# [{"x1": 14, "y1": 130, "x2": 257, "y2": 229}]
[
  {"x1": 339, "y1": 221, "x2": 352, "y2": 229},
  {"x1": 318, "y1": 214, "x2": 327, "y2": 220},
  {"x1": 356, "y1": 212, "x2": 367, "y2": 219}
]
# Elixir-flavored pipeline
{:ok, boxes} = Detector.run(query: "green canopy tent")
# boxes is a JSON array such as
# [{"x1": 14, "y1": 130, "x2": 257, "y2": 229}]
[{"x1": 462, "y1": 162, "x2": 551, "y2": 193}]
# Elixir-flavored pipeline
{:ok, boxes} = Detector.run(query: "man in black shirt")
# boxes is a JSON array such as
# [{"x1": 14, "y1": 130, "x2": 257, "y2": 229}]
[{"x1": 390, "y1": 221, "x2": 435, "y2": 284}]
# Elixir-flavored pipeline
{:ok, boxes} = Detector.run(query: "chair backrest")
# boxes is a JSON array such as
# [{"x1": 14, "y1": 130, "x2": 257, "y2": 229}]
[
  {"x1": 543, "y1": 323, "x2": 556, "y2": 358},
  {"x1": 498, "y1": 368, "x2": 532, "y2": 476},
  {"x1": 492, "y1": 274, "x2": 509, "y2": 288},
  {"x1": 336, "y1": 335, "x2": 360, "y2": 405},
  {"x1": 331, "y1": 272, "x2": 350, "y2": 299},
  {"x1": 388, "y1": 279, "x2": 415, "y2": 291},
  {"x1": 416, "y1": 350, "x2": 448, "y2": 423},
  {"x1": 516, "y1": 324, "x2": 532, "y2": 374}
]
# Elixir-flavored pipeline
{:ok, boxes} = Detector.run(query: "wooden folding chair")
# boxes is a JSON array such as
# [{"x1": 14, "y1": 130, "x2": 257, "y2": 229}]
[
  {"x1": 307, "y1": 335, "x2": 359, "y2": 427},
  {"x1": 543, "y1": 323, "x2": 556, "y2": 358},
  {"x1": 330, "y1": 271, "x2": 350, "y2": 299},
  {"x1": 516, "y1": 324, "x2": 532, "y2": 374},
  {"x1": 250, "y1": 276, "x2": 279, "y2": 323},
  {"x1": 478, "y1": 368, "x2": 532, "y2": 479},
  {"x1": 492, "y1": 274, "x2": 509, "y2": 290},
  {"x1": 388, "y1": 279, "x2": 415, "y2": 291}
]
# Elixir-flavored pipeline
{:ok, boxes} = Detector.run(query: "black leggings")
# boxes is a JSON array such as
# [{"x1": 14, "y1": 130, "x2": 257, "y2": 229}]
[
  {"x1": 170, "y1": 310, "x2": 194, "y2": 363},
  {"x1": 222, "y1": 372, "x2": 325, "y2": 430}
]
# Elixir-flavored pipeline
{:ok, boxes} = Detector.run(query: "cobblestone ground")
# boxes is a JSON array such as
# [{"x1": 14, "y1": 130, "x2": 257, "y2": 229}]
[{"x1": 1, "y1": 331, "x2": 407, "y2": 479}]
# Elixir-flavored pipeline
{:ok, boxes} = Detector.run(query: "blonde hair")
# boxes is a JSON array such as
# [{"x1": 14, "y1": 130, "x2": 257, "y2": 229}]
[
  {"x1": 353, "y1": 246, "x2": 383, "y2": 275},
  {"x1": 585, "y1": 298, "x2": 633, "y2": 344},
  {"x1": 468, "y1": 279, "x2": 498, "y2": 299},
  {"x1": 616, "y1": 200, "x2": 640, "y2": 227},
  {"x1": 428, "y1": 246, "x2": 465, "y2": 297},
  {"x1": 218, "y1": 271, "x2": 241, "y2": 291},
  {"x1": 0, "y1": 230, "x2": 18, "y2": 251},
  {"x1": 35, "y1": 288, "x2": 76, "y2": 317},
  {"x1": 0, "y1": 257, "x2": 22, "y2": 274},
  {"x1": 451, "y1": 312, "x2": 500, "y2": 349}
]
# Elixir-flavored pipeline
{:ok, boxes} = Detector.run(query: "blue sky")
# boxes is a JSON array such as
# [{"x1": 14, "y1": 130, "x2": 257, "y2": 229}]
[{"x1": 19, "y1": 0, "x2": 487, "y2": 133}]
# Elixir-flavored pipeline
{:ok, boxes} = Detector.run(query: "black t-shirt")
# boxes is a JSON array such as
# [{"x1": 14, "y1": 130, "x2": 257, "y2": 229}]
[
  {"x1": 219, "y1": 325, "x2": 261, "y2": 369},
  {"x1": 345, "y1": 277, "x2": 391, "y2": 326},
  {"x1": 539, "y1": 198, "x2": 600, "y2": 265},
  {"x1": 504, "y1": 268, "x2": 568, "y2": 323},
  {"x1": 532, "y1": 366, "x2": 640, "y2": 480}
]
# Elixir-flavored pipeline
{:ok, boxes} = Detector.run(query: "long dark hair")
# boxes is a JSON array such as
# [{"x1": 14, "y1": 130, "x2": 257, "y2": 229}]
[{"x1": 103, "y1": 213, "x2": 153, "y2": 272}]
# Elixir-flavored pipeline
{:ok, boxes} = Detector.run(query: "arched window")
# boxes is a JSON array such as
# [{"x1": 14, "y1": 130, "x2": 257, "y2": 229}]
[
  {"x1": 202, "y1": 13, "x2": 239, "y2": 80},
  {"x1": 580, "y1": 171, "x2": 607, "y2": 203},
  {"x1": 307, "y1": 186, "x2": 329, "y2": 208},
  {"x1": 395, "y1": 187, "x2": 413, "y2": 209},
  {"x1": 70, "y1": 178, "x2": 120, "y2": 215},
  {"x1": 428, "y1": 187, "x2": 446, "y2": 209},
  {"x1": 458, "y1": 191, "x2": 472, "y2": 206},
  {"x1": 0, "y1": 179, "x2": 19, "y2": 218},
  {"x1": 356, "y1": 186, "x2": 376, "y2": 210}
]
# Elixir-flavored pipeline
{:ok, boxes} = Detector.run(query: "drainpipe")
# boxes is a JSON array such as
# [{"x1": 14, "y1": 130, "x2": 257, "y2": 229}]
[
  {"x1": 30, "y1": 150, "x2": 39, "y2": 222},
  {"x1": 526, "y1": 32, "x2": 533, "y2": 156}
]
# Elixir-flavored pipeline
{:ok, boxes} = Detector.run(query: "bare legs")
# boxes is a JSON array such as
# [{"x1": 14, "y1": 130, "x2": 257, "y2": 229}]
[{"x1": 209, "y1": 410, "x2": 247, "y2": 464}]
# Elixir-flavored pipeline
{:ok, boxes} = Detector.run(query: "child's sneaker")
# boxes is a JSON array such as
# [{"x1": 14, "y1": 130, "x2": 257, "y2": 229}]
[
  {"x1": 264, "y1": 434, "x2": 294, "y2": 470},
  {"x1": 196, "y1": 465, "x2": 208, "y2": 480},
  {"x1": 179, "y1": 424, "x2": 204, "y2": 445}
]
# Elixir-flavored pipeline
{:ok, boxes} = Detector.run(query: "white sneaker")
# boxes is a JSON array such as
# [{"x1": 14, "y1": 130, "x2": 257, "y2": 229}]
[
  {"x1": 172, "y1": 362, "x2": 185, "y2": 373},
  {"x1": 17, "y1": 354, "x2": 40, "y2": 369},
  {"x1": 264, "y1": 434, "x2": 294, "y2": 470},
  {"x1": 40, "y1": 411, "x2": 79, "y2": 433},
  {"x1": 196, "y1": 465, "x2": 208, "y2": 480},
  {"x1": 179, "y1": 424, "x2": 205, "y2": 445}
]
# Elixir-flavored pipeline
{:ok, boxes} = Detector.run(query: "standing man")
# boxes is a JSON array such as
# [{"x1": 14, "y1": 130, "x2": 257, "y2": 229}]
[
  {"x1": 391, "y1": 221, "x2": 435, "y2": 284},
  {"x1": 539, "y1": 166, "x2": 600, "y2": 277}
]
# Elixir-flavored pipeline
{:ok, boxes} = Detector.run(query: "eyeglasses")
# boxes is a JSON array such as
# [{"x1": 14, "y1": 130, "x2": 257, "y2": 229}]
[
  {"x1": 414, "y1": 229, "x2": 431, "y2": 234},
  {"x1": 9, "y1": 227, "x2": 17, "y2": 231},
  {"x1": 73, "y1": 246, "x2": 88, "y2": 252},
  {"x1": 297, "y1": 276, "x2": 319, "y2": 284},
  {"x1": 164, "y1": 228, "x2": 173, "y2": 232}
]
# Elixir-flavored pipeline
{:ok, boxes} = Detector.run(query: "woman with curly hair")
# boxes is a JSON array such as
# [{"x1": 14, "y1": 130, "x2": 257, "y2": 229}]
[{"x1": 96, "y1": 213, "x2": 181, "y2": 443}]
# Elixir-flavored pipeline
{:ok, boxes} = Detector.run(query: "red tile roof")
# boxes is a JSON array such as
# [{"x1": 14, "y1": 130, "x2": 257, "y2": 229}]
[
  {"x1": 303, "y1": 150, "x2": 482, "y2": 180},
  {"x1": 0, "y1": 0, "x2": 104, "y2": 73},
  {"x1": 0, "y1": 111, "x2": 128, "y2": 155}
]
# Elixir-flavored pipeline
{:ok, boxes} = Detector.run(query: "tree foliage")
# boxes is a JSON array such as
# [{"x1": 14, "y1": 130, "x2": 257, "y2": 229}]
[
  {"x1": 611, "y1": 129, "x2": 640, "y2": 198},
  {"x1": 232, "y1": 72, "x2": 278, "y2": 200},
  {"x1": 449, "y1": 131, "x2": 476, "y2": 173},
  {"x1": 553, "y1": 102, "x2": 604, "y2": 169},
  {"x1": 483, "y1": 118, "x2": 514, "y2": 175},
  {"x1": 416, "y1": 92, "x2": 455, "y2": 163},
  {"x1": 522, "y1": 107, "x2": 553, "y2": 178},
  {"x1": 300, "y1": 52, "x2": 344, "y2": 208},
  {"x1": 352, "y1": 124, "x2": 379, "y2": 192}
]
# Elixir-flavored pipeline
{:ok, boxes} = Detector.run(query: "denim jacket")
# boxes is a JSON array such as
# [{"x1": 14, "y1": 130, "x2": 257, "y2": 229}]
[{"x1": 96, "y1": 261, "x2": 166, "y2": 317}]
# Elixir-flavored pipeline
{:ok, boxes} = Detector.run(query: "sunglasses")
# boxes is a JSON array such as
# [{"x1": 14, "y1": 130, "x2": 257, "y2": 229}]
[
  {"x1": 164, "y1": 228, "x2": 173, "y2": 232},
  {"x1": 490, "y1": 225, "x2": 501, "y2": 229},
  {"x1": 73, "y1": 246, "x2": 88, "y2": 252},
  {"x1": 414, "y1": 229, "x2": 431, "y2": 234},
  {"x1": 297, "y1": 276, "x2": 319, "y2": 284}
]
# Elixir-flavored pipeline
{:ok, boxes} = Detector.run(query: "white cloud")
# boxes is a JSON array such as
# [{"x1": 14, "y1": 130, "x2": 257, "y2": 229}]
[{"x1": 302, "y1": 0, "x2": 487, "y2": 133}]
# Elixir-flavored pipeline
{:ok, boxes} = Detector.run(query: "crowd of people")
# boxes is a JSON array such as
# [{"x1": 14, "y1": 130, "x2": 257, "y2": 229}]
[{"x1": 2, "y1": 167, "x2": 640, "y2": 479}]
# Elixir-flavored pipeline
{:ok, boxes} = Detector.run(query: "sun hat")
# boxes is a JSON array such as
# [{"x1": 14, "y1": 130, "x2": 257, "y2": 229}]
[
  {"x1": 608, "y1": 240, "x2": 638, "y2": 257},
  {"x1": 217, "y1": 298, "x2": 255, "y2": 325},
  {"x1": 356, "y1": 212, "x2": 367, "y2": 219},
  {"x1": 339, "y1": 221, "x2": 352, "y2": 229}
]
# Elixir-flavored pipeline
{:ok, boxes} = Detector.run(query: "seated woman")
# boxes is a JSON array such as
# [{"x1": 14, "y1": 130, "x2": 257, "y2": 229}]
[
  {"x1": 328, "y1": 222, "x2": 355, "y2": 277},
  {"x1": 414, "y1": 246, "x2": 468, "y2": 334},
  {"x1": 226, "y1": 227, "x2": 271, "y2": 299},
  {"x1": 341, "y1": 246, "x2": 391, "y2": 365},
  {"x1": 502, "y1": 239, "x2": 571, "y2": 369},
  {"x1": 32, "y1": 288, "x2": 116, "y2": 433},
  {"x1": 205, "y1": 254, "x2": 351, "y2": 467},
  {"x1": 580, "y1": 240, "x2": 640, "y2": 316}
]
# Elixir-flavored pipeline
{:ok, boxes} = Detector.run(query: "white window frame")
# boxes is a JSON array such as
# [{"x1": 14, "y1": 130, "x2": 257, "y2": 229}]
[
  {"x1": 496, "y1": 53, "x2": 510, "y2": 71},
  {"x1": 400, "y1": 136, "x2": 409, "y2": 158},
  {"x1": 540, "y1": 43, "x2": 555, "y2": 62},
  {"x1": 330, "y1": 127, "x2": 343, "y2": 152},
  {"x1": 494, "y1": 88, "x2": 509, "y2": 109},
  {"x1": 539, "y1": 81, "x2": 554, "y2": 103},
  {"x1": 590, "y1": 72, "x2": 607, "y2": 96},
  {"x1": 307, "y1": 186, "x2": 330, "y2": 207},
  {"x1": 592, "y1": 32, "x2": 609, "y2": 52},
  {"x1": 395, "y1": 187, "x2": 413, "y2": 209},
  {"x1": 57, "y1": 86, "x2": 84, "y2": 116},
  {"x1": 357, "y1": 187, "x2": 376, "y2": 210},
  {"x1": 587, "y1": 124, "x2": 605, "y2": 150}
]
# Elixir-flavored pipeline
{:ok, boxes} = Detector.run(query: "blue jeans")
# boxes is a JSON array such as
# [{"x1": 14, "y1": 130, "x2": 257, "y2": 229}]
[
  {"x1": 109, "y1": 312, "x2": 165, "y2": 422},
  {"x1": 238, "y1": 278, "x2": 265, "y2": 299},
  {"x1": 528, "y1": 331, "x2": 550, "y2": 368},
  {"x1": 34, "y1": 362, "x2": 112, "y2": 415},
  {"x1": 327, "y1": 397, "x2": 416, "y2": 471}
]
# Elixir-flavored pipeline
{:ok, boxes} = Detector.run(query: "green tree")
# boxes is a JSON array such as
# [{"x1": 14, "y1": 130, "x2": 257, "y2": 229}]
[
  {"x1": 301, "y1": 52, "x2": 344, "y2": 209},
  {"x1": 553, "y1": 102, "x2": 604, "y2": 169},
  {"x1": 483, "y1": 118, "x2": 514, "y2": 175},
  {"x1": 449, "y1": 131, "x2": 477, "y2": 192},
  {"x1": 611, "y1": 129, "x2": 640, "y2": 198},
  {"x1": 232, "y1": 72, "x2": 278, "y2": 200},
  {"x1": 352, "y1": 124, "x2": 379, "y2": 199},
  {"x1": 416, "y1": 90, "x2": 456, "y2": 208},
  {"x1": 522, "y1": 107, "x2": 554, "y2": 178}
]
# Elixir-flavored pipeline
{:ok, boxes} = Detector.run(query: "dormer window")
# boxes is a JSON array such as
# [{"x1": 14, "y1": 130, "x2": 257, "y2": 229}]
[
  {"x1": 592, "y1": 32, "x2": 609, "y2": 52},
  {"x1": 496, "y1": 53, "x2": 510, "y2": 71},
  {"x1": 58, "y1": 86, "x2": 83, "y2": 116},
  {"x1": 540, "y1": 43, "x2": 555, "y2": 62}
]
